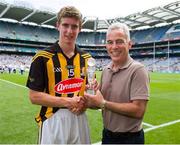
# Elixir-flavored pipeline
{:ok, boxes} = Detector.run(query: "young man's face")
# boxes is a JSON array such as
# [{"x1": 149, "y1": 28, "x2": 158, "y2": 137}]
[
  {"x1": 106, "y1": 29, "x2": 132, "y2": 64},
  {"x1": 57, "y1": 17, "x2": 81, "y2": 45}
]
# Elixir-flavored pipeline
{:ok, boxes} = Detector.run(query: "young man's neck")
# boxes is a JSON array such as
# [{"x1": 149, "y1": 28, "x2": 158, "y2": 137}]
[{"x1": 58, "y1": 41, "x2": 75, "y2": 58}]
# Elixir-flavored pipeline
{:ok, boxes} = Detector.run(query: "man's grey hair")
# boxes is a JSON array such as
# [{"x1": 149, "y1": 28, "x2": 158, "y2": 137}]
[{"x1": 107, "y1": 22, "x2": 130, "y2": 41}]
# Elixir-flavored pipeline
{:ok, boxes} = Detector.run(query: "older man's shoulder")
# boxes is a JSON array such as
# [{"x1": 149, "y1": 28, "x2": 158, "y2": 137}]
[{"x1": 131, "y1": 59, "x2": 146, "y2": 69}]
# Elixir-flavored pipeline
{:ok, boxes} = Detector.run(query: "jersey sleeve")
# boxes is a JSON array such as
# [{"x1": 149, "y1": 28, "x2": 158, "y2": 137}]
[{"x1": 26, "y1": 56, "x2": 46, "y2": 92}]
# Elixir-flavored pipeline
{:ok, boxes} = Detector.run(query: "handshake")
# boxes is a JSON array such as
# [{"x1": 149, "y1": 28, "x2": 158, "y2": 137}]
[
  {"x1": 65, "y1": 96, "x2": 88, "y2": 115},
  {"x1": 64, "y1": 79, "x2": 106, "y2": 115}
]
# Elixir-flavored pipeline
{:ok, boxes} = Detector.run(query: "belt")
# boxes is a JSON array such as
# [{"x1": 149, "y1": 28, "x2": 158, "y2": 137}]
[{"x1": 104, "y1": 128, "x2": 143, "y2": 138}]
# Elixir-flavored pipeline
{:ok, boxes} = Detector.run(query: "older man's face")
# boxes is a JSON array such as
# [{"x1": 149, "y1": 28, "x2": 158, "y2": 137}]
[{"x1": 106, "y1": 29, "x2": 131, "y2": 65}]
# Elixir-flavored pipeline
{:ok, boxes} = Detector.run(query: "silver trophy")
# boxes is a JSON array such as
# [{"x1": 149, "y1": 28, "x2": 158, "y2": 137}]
[{"x1": 87, "y1": 57, "x2": 96, "y2": 95}]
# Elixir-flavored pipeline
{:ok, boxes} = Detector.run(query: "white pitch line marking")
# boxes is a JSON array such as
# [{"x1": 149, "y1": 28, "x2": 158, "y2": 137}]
[
  {"x1": 92, "y1": 142, "x2": 101, "y2": 145},
  {"x1": 92, "y1": 119, "x2": 180, "y2": 145},
  {"x1": 143, "y1": 122, "x2": 154, "y2": 127},
  {"x1": 0, "y1": 78, "x2": 27, "y2": 89},
  {"x1": 144, "y1": 119, "x2": 180, "y2": 132}
]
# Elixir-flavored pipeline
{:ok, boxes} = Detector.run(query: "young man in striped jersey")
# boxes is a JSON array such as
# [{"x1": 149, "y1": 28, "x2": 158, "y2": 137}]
[{"x1": 26, "y1": 6, "x2": 91, "y2": 144}]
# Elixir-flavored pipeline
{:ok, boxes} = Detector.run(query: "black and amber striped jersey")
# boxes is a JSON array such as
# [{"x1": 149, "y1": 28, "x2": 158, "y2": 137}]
[{"x1": 26, "y1": 41, "x2": 91, "y2": 125}]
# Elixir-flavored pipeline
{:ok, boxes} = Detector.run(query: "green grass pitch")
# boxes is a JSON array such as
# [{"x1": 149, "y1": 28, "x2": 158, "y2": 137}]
[{"x1": 0, "y1": 72, "x2": 180, "y2": 144}]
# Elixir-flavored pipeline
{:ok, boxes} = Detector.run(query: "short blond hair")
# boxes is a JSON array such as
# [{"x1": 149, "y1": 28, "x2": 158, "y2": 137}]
[{"x1": 57, "y1": 6, "x2": 83, "y2": 28}]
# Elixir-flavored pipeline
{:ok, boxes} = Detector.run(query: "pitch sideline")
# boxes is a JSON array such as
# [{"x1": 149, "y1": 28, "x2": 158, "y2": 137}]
[{"x1": 0, "y1": 78, "x2": 27, "y2": 89}]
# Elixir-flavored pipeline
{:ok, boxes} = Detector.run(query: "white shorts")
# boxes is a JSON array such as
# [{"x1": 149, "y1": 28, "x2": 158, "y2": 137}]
[{"x1": 38, "y1": 109, "x2": 90, "y2": 144}]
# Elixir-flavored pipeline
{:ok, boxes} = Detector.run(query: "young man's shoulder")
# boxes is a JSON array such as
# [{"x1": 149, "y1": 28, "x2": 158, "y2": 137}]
[
  {"x1": 32, "y1": 48, "x2": 55, "y2": 62},
  {"x1": 43, "y1": 42, "x2": 58, "y2": 53},
  {"x1": 32, "y1": 42, "x2": 59, "y2": 61},
  {"x1": 76, "y1": 46, "x2": 92, "y2": 59}
]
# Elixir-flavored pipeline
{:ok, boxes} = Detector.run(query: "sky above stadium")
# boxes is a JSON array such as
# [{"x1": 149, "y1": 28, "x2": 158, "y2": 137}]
[{"x1": 6, "y1": 0, "x2": 178, "y2": 19}]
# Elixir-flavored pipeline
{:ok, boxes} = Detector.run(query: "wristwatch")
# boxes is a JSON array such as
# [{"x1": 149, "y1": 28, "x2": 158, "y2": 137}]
[{"x1": 100, "y1": 100, "x2": 106, "y2": 110}]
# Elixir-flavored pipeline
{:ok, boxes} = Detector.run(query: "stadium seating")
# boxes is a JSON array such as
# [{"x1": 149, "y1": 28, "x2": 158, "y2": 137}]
[
  {"x1": 0, "y1": 20, "x2": 180, "y2": 73},
  {"x1": 1, "y1": 20, "x2": 179, "y2": 44}
]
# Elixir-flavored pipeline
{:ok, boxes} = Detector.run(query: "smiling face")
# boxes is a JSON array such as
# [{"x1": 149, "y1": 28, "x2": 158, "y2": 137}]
[
  {"x1": 57, "y1": 17, "x2": 81, "y2": 45},
  {"x1": 106, "y1": 28, "x2": 132, "y2": 65}
]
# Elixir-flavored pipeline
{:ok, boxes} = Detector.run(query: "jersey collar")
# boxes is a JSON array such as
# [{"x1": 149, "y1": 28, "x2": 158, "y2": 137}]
[{"x1": 108, "y1": 55, "x2": 133, "y2": 71}]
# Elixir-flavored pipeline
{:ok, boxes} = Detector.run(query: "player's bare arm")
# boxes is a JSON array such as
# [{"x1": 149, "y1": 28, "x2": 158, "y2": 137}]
[
  {"x1": 104, "y1": 99, "x2": 148, "y2": 119},
  {"x1": 85, "y1": 90, "x2": 148, "y2": 119},
  {"x1": 29, "y1": 89, "x2": 80, "y2": 109}
]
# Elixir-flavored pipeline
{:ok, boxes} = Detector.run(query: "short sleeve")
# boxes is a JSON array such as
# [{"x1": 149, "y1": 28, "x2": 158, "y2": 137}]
[
  {"x1": 26, "y1": 57, "x2": 46, "y2": 92},
  {"x1": 130, "y1": 66, "x2": 150, "y2": 100}
]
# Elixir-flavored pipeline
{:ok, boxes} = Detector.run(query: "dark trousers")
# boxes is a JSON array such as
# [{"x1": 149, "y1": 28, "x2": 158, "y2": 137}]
[{"x1": 102, "y1": 128, "x2": 144, "y2": 144}]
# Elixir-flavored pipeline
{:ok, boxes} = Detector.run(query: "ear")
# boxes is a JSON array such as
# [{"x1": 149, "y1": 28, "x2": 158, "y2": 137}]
[
  {"x1": 128, "y1": 40, "x2": 133, "y2": 50},
  {"x1": 79, "y1": 27, "x2": 81, "y2": 33},
  {"x1": 56, "y1": 22, "x2": 60, "y2": 30}
]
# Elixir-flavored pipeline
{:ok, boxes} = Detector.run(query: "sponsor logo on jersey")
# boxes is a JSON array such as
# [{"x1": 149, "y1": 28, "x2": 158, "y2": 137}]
[
  {"x1": 53, "y1": 67, "x2": 62, "y2": 72},
  {"x1": 54, "y1": 78, "x2": 84, "y2": 94},
  {"x1": 29, "y1": 77, "x2": 35, "y2": 82}
]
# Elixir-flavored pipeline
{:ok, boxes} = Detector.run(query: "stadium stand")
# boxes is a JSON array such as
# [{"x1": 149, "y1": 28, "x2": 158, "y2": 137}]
[{"x1": 0, "y1": 1, "x2": 180, "y2": 73}]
